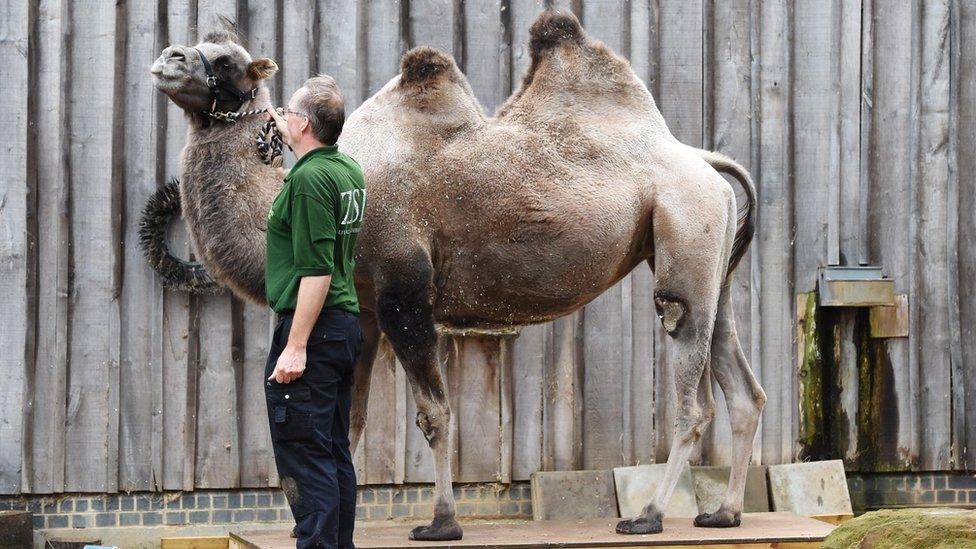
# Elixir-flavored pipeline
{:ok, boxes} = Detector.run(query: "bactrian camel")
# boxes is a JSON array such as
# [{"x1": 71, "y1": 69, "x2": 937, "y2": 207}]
[{"x1": 150, "y1": 11, "x2": 764, "y2": 541}]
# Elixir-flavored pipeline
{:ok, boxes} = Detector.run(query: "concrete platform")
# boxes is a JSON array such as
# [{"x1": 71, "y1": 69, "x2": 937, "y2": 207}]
[{"x1": 230, "y1": 512, "x2": 834, "y2": 548}]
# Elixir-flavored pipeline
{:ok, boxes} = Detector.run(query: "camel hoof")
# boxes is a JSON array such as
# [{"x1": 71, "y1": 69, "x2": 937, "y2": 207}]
[
  {"x1": 409, "y1": 518, "x2": 463, "y2": 541},
  {"x1": 694, "y1": 509, "x2": 741, "y2": 528},
  {"x1": 615, "y1": 516, "x2": 663, "y2": 535}
]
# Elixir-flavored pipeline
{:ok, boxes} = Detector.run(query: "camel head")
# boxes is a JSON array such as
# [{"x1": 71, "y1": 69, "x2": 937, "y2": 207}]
[{"x1": 151, "y1": 28, "x2": 278, "y2": 121}]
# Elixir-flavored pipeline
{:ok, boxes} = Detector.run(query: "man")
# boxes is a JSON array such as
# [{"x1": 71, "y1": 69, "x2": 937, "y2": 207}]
[{"x1": 264, "y1": 75, "x2": 366, "y2": 549}]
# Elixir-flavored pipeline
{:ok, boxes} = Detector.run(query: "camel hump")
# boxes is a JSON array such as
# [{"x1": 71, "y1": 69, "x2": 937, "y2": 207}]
[
  {"x1": 400, "y1": 47, "x2": 456, "y2": 86},
  {"x1": 529, "y1": 10, "x2": 585, "y2": 53}
]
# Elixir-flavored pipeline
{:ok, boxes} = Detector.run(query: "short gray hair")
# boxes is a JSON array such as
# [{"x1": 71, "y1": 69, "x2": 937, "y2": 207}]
[{"x1": 298, "y1": 75, "x2": 345, "y2": 145}]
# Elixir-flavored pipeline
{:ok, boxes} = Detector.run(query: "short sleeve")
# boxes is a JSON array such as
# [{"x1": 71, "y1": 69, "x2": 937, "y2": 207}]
[{"x1": 291, "y1": 192, "x2": 336, "y2": 276}]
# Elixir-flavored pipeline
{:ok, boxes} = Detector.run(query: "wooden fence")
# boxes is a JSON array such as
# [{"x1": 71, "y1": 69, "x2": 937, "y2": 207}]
[{"x1": 1, "y1": 0, "x2": 974, "y2": 495}]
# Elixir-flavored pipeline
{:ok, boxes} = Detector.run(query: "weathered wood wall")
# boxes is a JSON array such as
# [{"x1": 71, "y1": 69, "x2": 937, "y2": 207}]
[{"x1": 1, "y1": 0, "x2": 973, "y2": 495}]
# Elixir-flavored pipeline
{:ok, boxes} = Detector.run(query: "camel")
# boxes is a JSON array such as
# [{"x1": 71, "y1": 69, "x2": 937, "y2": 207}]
[{"x1": 150, "y1": 11, "x2": 764, "y2": 541}]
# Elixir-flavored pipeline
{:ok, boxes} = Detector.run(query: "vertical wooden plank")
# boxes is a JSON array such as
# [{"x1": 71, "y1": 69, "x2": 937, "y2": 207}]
[
  {"x1": 0, "y1": 0, "x2": 30, "y2": 495},
  {"x1": 791, "y1": 0, "x2": 834, "y2": 291},
  {"x1": 629, "y1": 263, "x2": 655, "y2": 465},
  {"x1": 509, "y1": 0, "x2": 546, "y2": 85},
  {"x1": 756, "y1": 0, "x2": 793, "y2": 465},
  {"x1": 956, "y1": 0, "x2": 976, "y2": 471},
  {"x1": 838, "y1": 0, "x2": 864, "y2": 266},
  {"x1": 914, "y1": 0, "x2": 952, "y2": 470},
  {"x1": 451, "y1": 337, "x2": 503, "y2": 482},
  {"x1": 237, "y1": 303, "x2": 276, "y2": 488},
  {"x1": 627, "y1": 0, "x2": 656, "y2": 466},
  {"x1": 363, "y1": 0, "x2": 413, "y2": 484},
  {"x1": 119, "y1": 0, "x2": 164, "y2": 492},
  {"x1": 947, "y1": 0, "x2": 964, "y2": 471},
  {"x1": 582, "y1": 288, "x2": 625, "y2": 470},
  {"x1": 543, "y1": 314, "x2": 583, "y2": 471},
  {"x1": 361, "y1": 342, "x2": 399, "y2": 484},
  {"x1": 576, "y1": 0, "x2": 629, "y2": 472},
  {"x1": 499, "y1": 336, "x2": 514, "y2": 483},
  {"x1": 193, "y1": 0, "x2": 240, "y2": 490},
  {"x1": 411, "y1": 0, "x2": 458, "y2": 55},
  {"x1": 582, "y1": 0, "x2": 626, "y2": 52},
  {"x1": 64, "y1": 0, "x2": 122, "y2": 492},
  {"x1": 281, "y1": 0, "x2": 314, "y2": 106},
  {"x1": 161, "y1": 0, "x2": 197, "y2": 492},
  {"x1": 654, "y1": 0, "x2": 704, "y2": 464},
  {"x1": 511, "y1": 325, "x2": 545, "y2": 479},
  {"x1": 833, "y1": 0, "x2": 863, "y2": 467},
  {"x1": 507, "y1": 0, "x2": 548, "y2": 480},
  {"x1": 465, "y1": 0, "x2": 509, "y2": 113},
  {"x1": 317, "y1": 0, "x2": 362, "y2": 110},
  {"x1": 27, "y1": 0, "x2": 70, "y2": 495},
  {"x1": 364, "y1": 0, "x2": 407, "y2": 98},
  {"x1": 703, "y1": 0, "x2": 754, "y2": 466},
  {"x1": 866, "y1": 0, "x2": 917, "y2": 469},
  {"x1": 238, "y1": 0, "x2": 279, "y2": 490}
]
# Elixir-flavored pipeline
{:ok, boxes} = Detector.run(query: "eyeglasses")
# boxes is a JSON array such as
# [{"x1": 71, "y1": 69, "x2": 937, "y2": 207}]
[{"x1": 284, "y1": 108, "x2": 308, "y2": 119}]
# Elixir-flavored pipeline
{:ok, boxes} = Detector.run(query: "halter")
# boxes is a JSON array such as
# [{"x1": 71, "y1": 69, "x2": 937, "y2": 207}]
[{"x1": 194, "y1": 47, "x2": 259, "y2": 123}]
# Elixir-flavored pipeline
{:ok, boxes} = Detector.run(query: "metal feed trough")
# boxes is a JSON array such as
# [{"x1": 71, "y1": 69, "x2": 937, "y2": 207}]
[{"x1": 817, "y1": 266, "x2": 895, "y2": 307}]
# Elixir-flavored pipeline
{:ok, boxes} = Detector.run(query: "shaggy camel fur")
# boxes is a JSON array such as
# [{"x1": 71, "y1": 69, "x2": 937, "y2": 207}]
[{"x1": 151, "y1": 11, "x2": 764, "y2": 542}]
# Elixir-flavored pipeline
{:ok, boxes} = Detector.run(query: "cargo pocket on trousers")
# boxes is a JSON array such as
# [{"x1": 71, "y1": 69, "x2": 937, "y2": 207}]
[
  {"x1": 268, "y1": 386, "x2": 313, "y2": 443},
  {"x1": 309, "y1": 325, "x2": 355, "y2": 370}
]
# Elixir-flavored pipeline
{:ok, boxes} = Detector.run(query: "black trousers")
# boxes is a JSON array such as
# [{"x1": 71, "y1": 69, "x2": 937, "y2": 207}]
[{"x1": 265, "y1": 308, "x2": 363, "y2": 549}]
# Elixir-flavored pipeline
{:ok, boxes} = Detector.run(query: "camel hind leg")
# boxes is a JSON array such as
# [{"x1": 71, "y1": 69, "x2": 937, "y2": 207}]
[
  {"x1": 374, "y1": 250, "x2": 462, "y2": 541},
  {"x1": 694, "y1": 277, "x2": 766, "y2": 527},
  {"x1": 617, "y1": 191, "x2": 726, "y2": 535}
]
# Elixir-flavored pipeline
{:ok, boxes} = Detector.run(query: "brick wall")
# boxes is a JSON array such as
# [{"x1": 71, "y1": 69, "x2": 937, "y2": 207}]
[
  {"x1": 848, "y1": 472, "x2": 976, "y2": 512},
  {"x1": 5, "y1": 473, "x2": 976, "y2": 533},
  {"x1": 0, "y1": 483, "x2": 531, "y2": 531}
]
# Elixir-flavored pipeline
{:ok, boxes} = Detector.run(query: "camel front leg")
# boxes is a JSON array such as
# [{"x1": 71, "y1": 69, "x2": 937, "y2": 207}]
[
  {"x1": 409, "y1": 379, "x2": 460, "y2": 541},
  {"x1": 375, "y1": 255, "x2": 463, "y2": 541},
  {"x1": 349, "y1": 308, "x2": 381, "y2": 454}
]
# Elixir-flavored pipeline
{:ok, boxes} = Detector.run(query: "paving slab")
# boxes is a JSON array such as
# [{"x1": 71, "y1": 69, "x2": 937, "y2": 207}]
[
  {"x1": 530, "y1": 470, "x2": 618, "y2": 520},
  {"x1": 768, "y1": 459, "x2": 853, "y2": 516},
  {"x1": 613, "y1": 463, "x2": 698, "y2": 518},
  {"x1": 691, "y1": 465, "x2": 770, "y2": 514}
]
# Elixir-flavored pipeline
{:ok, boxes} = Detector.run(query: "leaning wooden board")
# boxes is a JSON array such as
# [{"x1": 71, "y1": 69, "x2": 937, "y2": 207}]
[{"x1": 231, "y1": 513, "x2": 833, "y2": 549}]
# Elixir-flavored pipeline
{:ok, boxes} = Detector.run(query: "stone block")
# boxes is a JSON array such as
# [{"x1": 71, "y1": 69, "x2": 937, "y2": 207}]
[
  {"x1": 613, "y1": 463, "x2": 698, "y2": 518},
  {"x1": 691, "y1": 465, "x2": 770, "y2": 514},
  {"x1": 768, "y1": 460, "x2": 852, "y2": 516},
  {"x1": 530, "y1": 470, "x2": 618, "y2": 521}
]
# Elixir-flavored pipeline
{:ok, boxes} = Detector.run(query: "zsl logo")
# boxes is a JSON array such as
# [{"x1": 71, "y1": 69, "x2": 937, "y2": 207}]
[{"x1": 340, "y1": 189, "x2": 366, "y2": 225}]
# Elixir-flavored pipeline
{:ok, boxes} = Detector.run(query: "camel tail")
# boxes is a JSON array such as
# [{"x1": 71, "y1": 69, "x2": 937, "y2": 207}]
[{"x1": 699, "y1": 149, "x2": 757, "y2": 277}]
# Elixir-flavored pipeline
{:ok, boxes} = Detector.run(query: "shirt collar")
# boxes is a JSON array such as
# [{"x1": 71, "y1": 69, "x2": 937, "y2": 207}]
[{"x1": 288, "y1": 145, "x2": 339, "y2": 175}]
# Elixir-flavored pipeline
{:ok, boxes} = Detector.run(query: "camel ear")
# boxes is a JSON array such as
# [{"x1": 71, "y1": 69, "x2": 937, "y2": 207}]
[
  {"x1": 400, "y1": 47, "x2": 454, "y2": 87},
  {"x1": 529, "y1": 10, "x2": 584, "y2": 54},
  {"x1": 247, "y1": 58, "x2": 278, "y2": 81}
]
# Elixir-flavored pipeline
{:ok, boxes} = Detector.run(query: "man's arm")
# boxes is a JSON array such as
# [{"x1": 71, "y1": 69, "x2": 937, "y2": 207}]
[{"x1": 268, "y1": 275, "x2": 331, "y2": 384}]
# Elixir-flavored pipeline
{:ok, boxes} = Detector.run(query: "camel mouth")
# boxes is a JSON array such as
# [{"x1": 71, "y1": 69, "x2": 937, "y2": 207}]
[{"x1": 150, "y1": 55, "x2": 192, "y2": 93}]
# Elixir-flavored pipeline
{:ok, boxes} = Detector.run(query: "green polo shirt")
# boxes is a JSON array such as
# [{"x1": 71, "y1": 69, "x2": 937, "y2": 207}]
[{"x1": 265, "y1": 146, "x2": 366, "y2": 314}]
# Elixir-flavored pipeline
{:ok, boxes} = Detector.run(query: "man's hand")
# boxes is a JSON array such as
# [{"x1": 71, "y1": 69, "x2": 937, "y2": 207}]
[
  {"x1": 267, "y1": 107, "x2": 294, "y2": 148},
  {"x1": 268, "y1": 344, "x2": 306, "y2": 384}
]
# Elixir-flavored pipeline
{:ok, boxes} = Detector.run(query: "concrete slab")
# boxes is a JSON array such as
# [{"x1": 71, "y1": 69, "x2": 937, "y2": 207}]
[
  {"x1": 613, "y1": 464, "x2": 698, "y2": 518},
  {"x1": 691, "y1": 465, "x2": 770, "y2": 514},
  {"x1": 530, "y1": 470, "x2": 618, "y2": 520},
  {"x1": 768, "y1": 460, "x2": 853, "y2": 516}
]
